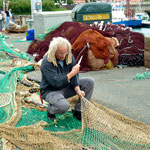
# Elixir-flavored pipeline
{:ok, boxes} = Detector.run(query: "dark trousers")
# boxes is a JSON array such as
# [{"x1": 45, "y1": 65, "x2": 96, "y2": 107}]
[{"x1": 45, "y1": 77, "x2": 94, "y2": 115}]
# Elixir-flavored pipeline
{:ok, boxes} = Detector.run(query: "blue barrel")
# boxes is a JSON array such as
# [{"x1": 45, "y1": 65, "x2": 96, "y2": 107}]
[{"x1": 26, "y1": 29, "x2": 35, "y2": 41}]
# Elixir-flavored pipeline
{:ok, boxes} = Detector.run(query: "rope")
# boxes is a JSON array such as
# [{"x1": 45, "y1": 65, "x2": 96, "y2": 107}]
[{"x1": 134, "y1": 72, "x2": 150, "y2": 80}]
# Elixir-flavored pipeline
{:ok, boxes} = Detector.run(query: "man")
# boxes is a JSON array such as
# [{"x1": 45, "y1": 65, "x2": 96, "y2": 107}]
[
  {"x1": 9, "y1": 9, "x2": 12, "y2": 21},
  {"x1": 40, "y1": 37, "x2": 94, "y2": 121},
  {"x1": 0, "y1": 8, "x2": 4, "y2": 31},
  {"x1": 5, "y1": 1, "x2": 10, "y2": 32}
]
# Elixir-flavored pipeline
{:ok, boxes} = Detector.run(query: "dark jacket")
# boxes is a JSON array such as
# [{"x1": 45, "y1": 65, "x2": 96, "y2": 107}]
[
  {"x1": 40, "y1": 55, "x2": 79, "y2": 99},
  {"x1": 5, "y1": 10, "x2": 9, "y2": 17}
]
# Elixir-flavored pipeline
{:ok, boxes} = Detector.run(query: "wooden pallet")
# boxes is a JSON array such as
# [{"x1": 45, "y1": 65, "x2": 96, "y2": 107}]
[{"x1": 9, "y1": 29, "x2": 27, "y2": 33}]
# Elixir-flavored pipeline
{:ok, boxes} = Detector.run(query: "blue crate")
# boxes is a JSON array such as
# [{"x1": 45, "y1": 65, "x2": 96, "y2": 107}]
[{"x1": 26, "y1": 29, "x2": 35, "y2": 41}]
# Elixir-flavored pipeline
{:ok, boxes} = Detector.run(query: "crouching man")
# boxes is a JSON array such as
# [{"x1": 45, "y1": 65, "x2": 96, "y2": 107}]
[{"x1": 40, "y1": 37, "x2": 94, "y2": 121}]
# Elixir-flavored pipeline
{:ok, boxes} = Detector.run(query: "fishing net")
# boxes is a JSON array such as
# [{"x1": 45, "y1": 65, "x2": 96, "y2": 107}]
[
  {"x1": 27, "y1": 21, "x2": 144, "y2": 69},
  {"x1": 0, "y1": 33, "x2": 150, "y2": 150}
]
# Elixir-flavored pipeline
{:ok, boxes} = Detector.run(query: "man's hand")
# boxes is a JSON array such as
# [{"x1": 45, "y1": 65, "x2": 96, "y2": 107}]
[
  {"x1": 71, "y1": 64, "x2": 80, "y2": 75},
  {"x1": 74, "y1": 86, "x2": 85, "y2": 98},
  {"x1": 76, "y1": 90, "x2": 85, "y2": 98},
  {"x1": 67, "y1": 64, "x2": 80, "y2": 81}
]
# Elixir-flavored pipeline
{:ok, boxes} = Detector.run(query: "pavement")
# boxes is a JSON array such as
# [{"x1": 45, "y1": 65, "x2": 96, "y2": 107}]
[{"x1": 5, "y1": 32, "x2": 150, "y2": 126}]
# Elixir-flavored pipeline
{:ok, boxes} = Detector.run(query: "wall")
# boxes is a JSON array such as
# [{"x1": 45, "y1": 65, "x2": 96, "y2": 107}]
[
  {"x1": 33, "y1": 11, "x2": 72, "y2": 36},
  {"x1": 31, "y1": 0, "x2": 42, "y2": 19},
  {"x1": 144, "y1": 36, "x2": 150, "y2": 68}
]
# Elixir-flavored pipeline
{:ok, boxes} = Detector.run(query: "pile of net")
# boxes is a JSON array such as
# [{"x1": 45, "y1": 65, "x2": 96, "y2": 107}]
[
  {"x1": 0, "y1": 33, "x2": 150, "y2": 150},
  {"x1": 27, "y1": 21, "x2": 144, "y2": 72},
  {"x1": 9, "y1": 20, "x2": 28, "y2": 32}
]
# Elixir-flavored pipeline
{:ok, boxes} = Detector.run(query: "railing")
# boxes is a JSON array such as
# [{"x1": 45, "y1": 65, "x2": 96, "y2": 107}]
[{"x1": 14, "y1": 15, "x2": 31, "y2": 25}]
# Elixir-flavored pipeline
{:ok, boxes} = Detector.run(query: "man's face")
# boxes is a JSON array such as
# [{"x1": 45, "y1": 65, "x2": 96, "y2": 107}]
[{"x1": 55, "y1": 44, "x2": 68, "y2": 60}]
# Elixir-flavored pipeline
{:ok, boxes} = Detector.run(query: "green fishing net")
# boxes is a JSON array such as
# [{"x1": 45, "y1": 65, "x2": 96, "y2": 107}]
[{"x1": 0, "y1": 32, "x2": 150, "y2": 150}]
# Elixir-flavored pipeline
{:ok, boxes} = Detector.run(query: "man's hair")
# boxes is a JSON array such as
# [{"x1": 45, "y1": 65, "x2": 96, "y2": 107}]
[{"x1": 47, "y1": 37, "x2": 72, "y2": 67}]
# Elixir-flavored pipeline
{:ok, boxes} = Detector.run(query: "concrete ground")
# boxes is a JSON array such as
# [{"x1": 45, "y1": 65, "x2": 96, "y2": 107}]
[
  {"x1": 5, "y1": 32, "x2": 150, "y2": 126},
  {"x1": 5, "y1": 33, "x2": 31, "y2": 53}
]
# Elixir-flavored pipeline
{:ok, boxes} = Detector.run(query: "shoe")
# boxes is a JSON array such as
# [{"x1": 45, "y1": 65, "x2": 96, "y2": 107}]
[
  {"x1": 72, "y1": 110, "x2": 81, "y2": 121},
  {"x1": 47, "y1": 112, "x2": 56, "y2": 120}
]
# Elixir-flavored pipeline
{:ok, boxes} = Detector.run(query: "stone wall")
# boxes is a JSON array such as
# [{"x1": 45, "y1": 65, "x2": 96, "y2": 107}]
[
  {"x1": 144, "y1": 36, "x2": 150, "y2": 68},
  {"x1": 33, "y1": 11, "x2": 72, "y2": 36}
]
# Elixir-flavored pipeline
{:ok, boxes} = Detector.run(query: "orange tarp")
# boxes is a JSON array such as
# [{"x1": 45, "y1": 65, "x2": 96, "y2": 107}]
[{"x1": 72, "y1": 29, "x2": 110, "y2": 59}]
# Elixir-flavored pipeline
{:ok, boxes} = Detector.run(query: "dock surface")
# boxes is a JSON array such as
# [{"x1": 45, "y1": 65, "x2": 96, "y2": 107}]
[{"x1": 5, "y1": 33, "x2": 150, "y2": 126}]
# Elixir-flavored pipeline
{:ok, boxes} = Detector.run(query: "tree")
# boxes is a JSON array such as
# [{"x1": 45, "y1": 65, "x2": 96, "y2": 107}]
[{"x1": 67, "y1": 0, "x2": 73, "y2": 5}]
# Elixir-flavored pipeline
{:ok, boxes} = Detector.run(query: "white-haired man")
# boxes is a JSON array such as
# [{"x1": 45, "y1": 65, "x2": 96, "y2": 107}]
[{"x1": 40, "y1": 37, "x2": 94, "y2": 121}]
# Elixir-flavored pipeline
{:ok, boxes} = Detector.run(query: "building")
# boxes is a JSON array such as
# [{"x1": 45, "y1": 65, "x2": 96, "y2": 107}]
[{"x1": 72, "y1": 0, "x2": 144, "y2": 4}]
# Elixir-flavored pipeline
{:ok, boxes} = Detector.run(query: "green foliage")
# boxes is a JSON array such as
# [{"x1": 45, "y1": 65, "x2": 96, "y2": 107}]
[
  {"x1": 55, "y1": 4, "x2": 60, "y2": 9},
  {"x1": 54, "y1": 0, "x2": 60, "y2": 3},
  {"x1": 2, "y1": 0, "x2": 66, "y2": 14},
  {"x1": 67, "y1": 0, "x2": 74, "y2": 5},
  {"x1": 9, "y1": 1, "x2": 31, "y2": 14},
  {"x1": 85, "y1": 0, "x2": 89, "y2": 3},
  {"x1": 42, "y1": 0, "x2": 55, "y2": 11},
  {"x1": 52, "y1": 7, "x2": 67, "y2": 11}
]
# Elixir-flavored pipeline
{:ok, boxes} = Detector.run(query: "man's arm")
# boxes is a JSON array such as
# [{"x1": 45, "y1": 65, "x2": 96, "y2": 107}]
[
  {"x1": 74, "y1": 86, "x2": 85, "y2": 98},
  {"x1": 6, "y1": 1, "x2": 9, "y2": 11},
  {"x1": 67, "y1": 64, "x2": 80, "y2": 81},
  {"x1": 66, "y1": 56, "x2": 85, "y2": 97}
]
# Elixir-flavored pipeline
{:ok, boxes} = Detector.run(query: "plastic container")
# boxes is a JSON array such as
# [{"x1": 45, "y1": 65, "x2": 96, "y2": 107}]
[
  {"x1": 26, "y1": 29, "x2": 35, "y2": 41},
  {"x1": 72, "y1": 2, "x2": 112, "y2": 24}
]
